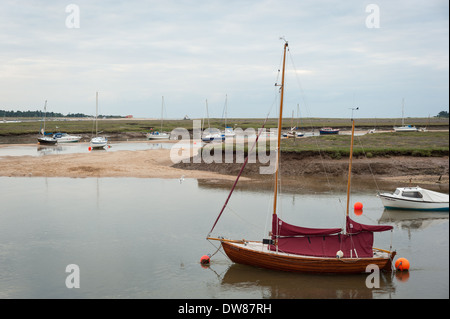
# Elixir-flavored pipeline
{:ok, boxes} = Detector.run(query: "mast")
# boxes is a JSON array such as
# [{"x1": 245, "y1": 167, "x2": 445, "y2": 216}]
[
  {"x1": 160, "y1": 96, "x2": 164, "y2": 132},
  {"x1": 95, "y1": 91, "x2": 98, "y2": 136},
  {"x1": 273, "y1": 40, "x2": 288, "y2": 216},
  {"x1": 401, "y1": 98, "x2": 405, "y2": 126},
  {"x1": 42, "y1": 100, "x2": 47, "y2": 135},
  {"x1": 346, "y1": 115, "x2": 356, "y2": 216}
]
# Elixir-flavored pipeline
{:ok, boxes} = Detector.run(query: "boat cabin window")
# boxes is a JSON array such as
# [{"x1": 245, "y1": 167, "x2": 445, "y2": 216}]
[
  {"x1": 401, "y1": 191, "x2": 423, "y2": 198},
  {"x1": 394, "y1": 189, "x2": 401, "y2": 195}
]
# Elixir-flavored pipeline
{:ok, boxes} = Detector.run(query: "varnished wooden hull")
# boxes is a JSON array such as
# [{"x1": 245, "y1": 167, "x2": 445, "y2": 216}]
[{"x1": 222, "y1": 241, "x2": 395, "y2": 274}]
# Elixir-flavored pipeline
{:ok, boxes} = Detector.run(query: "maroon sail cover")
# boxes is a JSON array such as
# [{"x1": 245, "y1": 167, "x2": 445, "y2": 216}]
[
  {"x1": 346, "y1": 216, "x2": 393, "y2": 234},
  {"x1": 272, "y1": 214, "x2": 341, "y2": 237},
  {"x1": 270, "y1": 214, "x2": 392, "y2": 258}
]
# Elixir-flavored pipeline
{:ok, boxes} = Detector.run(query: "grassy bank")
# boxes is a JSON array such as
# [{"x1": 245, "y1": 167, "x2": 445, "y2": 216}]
[
  {"x1": 206, "y1": 131, "x2": 449, "y2": 159},
  {"x1": 280, "y1": 131, "x2": 449, "y2": 158},
  {"x1": 1, "y1": 116, "x2": 448, "y2": 136}
]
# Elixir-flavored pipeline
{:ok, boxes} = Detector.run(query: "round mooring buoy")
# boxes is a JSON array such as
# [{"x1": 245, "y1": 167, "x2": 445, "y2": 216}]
[
  {"x1": 354, "y1": 202, "x2": 363, "y2": 210},
  {"x1": 395, "y1": 257, "x2": 410, "y2": 271},
  {"x1": 200, "y1": 255, "x2": 210, "y2": 265}
]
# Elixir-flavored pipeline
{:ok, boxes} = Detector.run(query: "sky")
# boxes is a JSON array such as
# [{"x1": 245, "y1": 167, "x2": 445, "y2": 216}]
[{"x1": 0, "y1": 0, "x2": 448, "y2": 120}]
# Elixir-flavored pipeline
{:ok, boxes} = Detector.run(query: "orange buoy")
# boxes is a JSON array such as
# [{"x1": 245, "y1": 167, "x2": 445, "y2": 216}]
[
  {"x1": 354, "y1": 202, "x2": 363, "y2": 210},
  {"x1": 395, "y1": 257, "x2": 410, "y2": 271},
  {"x1": 88, "y1": 146, "x2": 91, "y2": 151},
  {"x1": 200, "y1": 255, "x2": 210, "y2": 265}
]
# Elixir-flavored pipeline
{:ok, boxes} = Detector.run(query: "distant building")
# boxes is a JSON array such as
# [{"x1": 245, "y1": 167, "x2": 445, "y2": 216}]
[{"x1": 125, "y1": 115, "x2": 133, "y2": 118}]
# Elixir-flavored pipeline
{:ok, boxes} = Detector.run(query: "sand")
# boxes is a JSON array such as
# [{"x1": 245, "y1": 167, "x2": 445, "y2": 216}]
[
  {"x1": 0, "y1": 145, "x2": 241, "y2": 181},
  {"x1": 0, "y1": 143, "x2": 448, "y2": 187}
]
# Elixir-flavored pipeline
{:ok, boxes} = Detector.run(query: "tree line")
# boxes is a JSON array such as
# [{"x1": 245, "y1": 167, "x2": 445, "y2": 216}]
[{"x1": 1, "y1": 109, "x2": 122, "y2": 118}]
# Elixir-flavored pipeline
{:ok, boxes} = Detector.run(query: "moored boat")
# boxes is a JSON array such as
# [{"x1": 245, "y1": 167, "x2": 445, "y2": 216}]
[
  {"x1": 89, "y1": 92, "x2": 108, "y2": 150},
  {"x1": 207, "y1": 40, "x2": 396, "y2": 274},
  {"x1": 378, "y1": 186, "x2": 449, "y2": 211},
  {"x1": 319, "y1": 127, "x2": 340, "y2": 135},
  {"x1": 53, "y1": 132, "x2": 82, "y2": 143}
]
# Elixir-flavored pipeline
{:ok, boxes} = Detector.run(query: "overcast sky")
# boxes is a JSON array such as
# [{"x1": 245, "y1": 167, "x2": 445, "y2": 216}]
[{"x1": 0, "y1": 0, "x2": 448, "y2": 119}]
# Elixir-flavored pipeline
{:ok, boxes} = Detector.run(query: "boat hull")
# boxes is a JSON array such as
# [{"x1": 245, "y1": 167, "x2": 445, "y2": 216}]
[
  {"x1": 379, "y1": 194, "x2": 449, "y2": 211},
  {"x1": 394, "y1": 126, "x2": 418, "y2": 132},
  {"x1": 319, "y1": 128, "x2": 339, "y2": 135},
  {"x1": 221, "y1": 241, "x2": 395, "y2": 274},
  {"x1": 147, "y1": 133, "x2": 170, "y2": 140},
  {"x1": 90, "y1": 137, "x2": 108, "y2": 149},
  {"x1": 38, "y1": 137, "x2": 57, "y2": 145}
]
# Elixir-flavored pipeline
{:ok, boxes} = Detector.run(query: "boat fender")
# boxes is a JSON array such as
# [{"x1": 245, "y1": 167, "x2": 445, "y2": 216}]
[{"x1": 336, "y1": 250, "x2": 344, "y2": 259}]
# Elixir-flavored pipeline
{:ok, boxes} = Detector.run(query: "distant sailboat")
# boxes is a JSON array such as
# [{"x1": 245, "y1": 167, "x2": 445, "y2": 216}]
[
  {"x1": 207, "y1": 40, "x2": 396, "y2": 274},
  {"x1": 222, "y1": 94, "x2": 235, "y2": 138},
  {"x1": 394, "y1": 98, "x2": 417, "y2": 132},
  {"x1": 37, "y1": 100, "x2": 57, "y2": 145},
  {"x1": 89, "y1": 92, "x2": 108, "y2": 150},
  {"x1": 147, "y1": 96, "x2": 170, "y2": 140},
  {"x1": 202, "y1": 99, "x2": 225, "y2": 142}
]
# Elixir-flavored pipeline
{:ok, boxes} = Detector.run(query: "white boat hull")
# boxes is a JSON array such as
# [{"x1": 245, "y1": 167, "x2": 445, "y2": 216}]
[
  {"x1": 394, "y1": 126, "x2": 418, "y2": 132},
  {"x1": 90, "y1": 136, "x2": 108, "y2": 149},
  {"x1": 54, "y1": 134, "x2": 82, "y2": 143},
  {"x1": 147, "y1": 133, "x2": 170, "y2": 140},
  {"x1": 379, "y1": 187, "x2": 449, "y2": 211}
]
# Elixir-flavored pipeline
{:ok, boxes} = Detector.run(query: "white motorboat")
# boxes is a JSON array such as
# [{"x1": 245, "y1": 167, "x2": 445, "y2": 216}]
[
  {"x1": 202, "y1": 132, "x2": 225, "y2": 142},
  {"x1": 378, "y1": 186, "x2": 449, "y2": 211},
  {"x1": 53, "y1": 132, "x2": 82, "y2": 143}
]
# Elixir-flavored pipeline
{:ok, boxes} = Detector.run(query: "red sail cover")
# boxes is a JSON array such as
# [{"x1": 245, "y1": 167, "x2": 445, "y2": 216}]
[
  {"x1": 270, "y1": 214, "x2": 392, "y2": 258},
  {"x1": 272, "y1": 214, "x2": 342, "y2": 236}
]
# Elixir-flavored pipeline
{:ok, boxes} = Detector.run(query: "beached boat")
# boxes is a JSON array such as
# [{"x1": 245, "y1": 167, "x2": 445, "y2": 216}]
[
  {"x1": 53, "y1": 132, "x2": 82, "y2": 143},
  {"x1": 89, "y1": 92, "x2": 108, "y2": 150},
  {"x1": 207, "y1": 41, "x2": 396, "y2": 274},
  {"x1": 319, "y1": 127, "x2": 340, "y2": 135},
  {"x1": 393, "y1": 98, "x2": 417, "y2": 132},
  {"x1": 38, "y1": 134, "x2": 57, "y2": 145},
  {"x1": 378, "y1": 187, "x2": 449, "y2": 211},
  {"x1": 147, "y1": 96, "x2": 170, "y2": 140},
  {"x1": 202, "y1": 130, "x2": 225, "y2": 142},
  {"x1": 202, "y1": 99, "x2": 225, "y2": 142},
  {"x1": 37, "y1": 100, "x2": 57, "y2": 145},
  {"x1": 221, "y1": 95, "x2": 236, "y2": 138}
]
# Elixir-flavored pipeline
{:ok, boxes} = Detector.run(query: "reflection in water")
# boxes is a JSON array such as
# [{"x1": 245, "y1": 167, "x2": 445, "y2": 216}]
[
  {"x1": 0, "y1": 177, "x2": 448, "y2": 298},
  {"x1": 219, "y1": 263, "x2": 396, "y2": 299}
]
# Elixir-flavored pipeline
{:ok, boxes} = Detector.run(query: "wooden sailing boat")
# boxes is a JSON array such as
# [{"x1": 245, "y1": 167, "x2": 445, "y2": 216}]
[{"x1": 207, "y1": 41, "x2": 396, "y2": 274}]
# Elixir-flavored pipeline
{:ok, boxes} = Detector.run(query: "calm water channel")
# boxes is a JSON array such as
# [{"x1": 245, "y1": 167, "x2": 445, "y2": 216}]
[{"x1": 0, "y1": 176, "x2": 448, "y2": 299}]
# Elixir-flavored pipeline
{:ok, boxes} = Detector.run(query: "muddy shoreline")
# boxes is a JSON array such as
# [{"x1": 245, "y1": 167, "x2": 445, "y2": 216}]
[{"x1": 0, "y1": 142, "x2": 448, "y2": 192}]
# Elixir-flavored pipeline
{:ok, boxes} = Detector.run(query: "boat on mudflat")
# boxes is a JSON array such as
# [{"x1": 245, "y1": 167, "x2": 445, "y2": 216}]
[
  {"x1": 53, "y1": 132, "x2": 82, "y2": 143},
  {"x1": 378, "y1": 187, "x2": 449, "y2": 211},
  {"x1": 319, "y1": 127, "x2": 339, "y2": 135}
]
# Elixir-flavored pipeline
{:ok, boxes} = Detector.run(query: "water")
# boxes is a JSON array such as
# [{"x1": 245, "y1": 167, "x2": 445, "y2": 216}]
[
  {"x1": 0, "y1": 177, "x2": 448, "y2": 299},
  {"x1": 0, "y1": 142, "x2": 182, "y2": 158}
]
